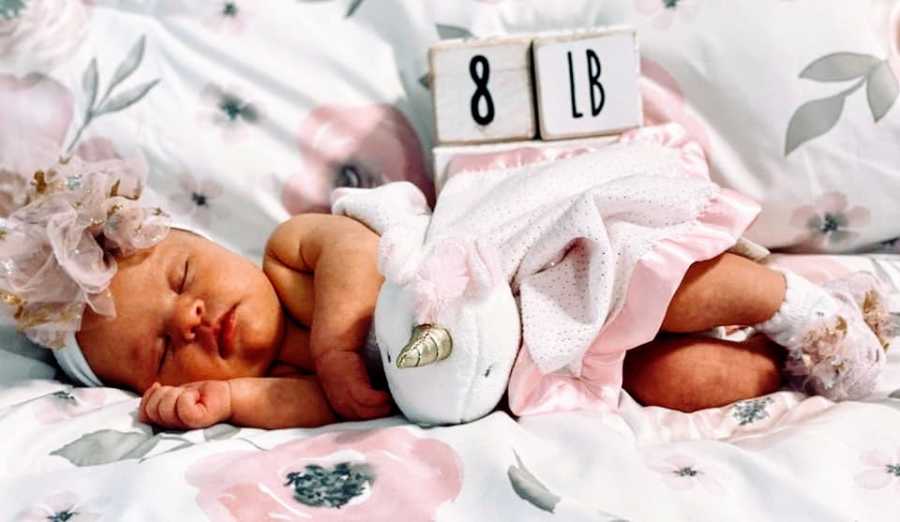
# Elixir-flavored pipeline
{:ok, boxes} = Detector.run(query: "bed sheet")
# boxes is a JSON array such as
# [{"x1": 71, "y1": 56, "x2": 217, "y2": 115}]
[{"x1": 1, "y1": 253, "x2": 899, "y2": 521}]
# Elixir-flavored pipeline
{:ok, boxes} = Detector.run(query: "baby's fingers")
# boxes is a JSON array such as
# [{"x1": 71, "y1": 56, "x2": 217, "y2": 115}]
[
  {"x1": 142, "y1": 384, "x2": 170, "y2": 424},
  {"x1": 175, "y1": 389, "x2": 207, "y2": 428},
  {"x1": 157, "y1": 386, "x2": 186, "y2": 427},
  {"x1": 138, "y1": 382, "x2": 161, "y2": 422},
  {"x1": 177, "y1": 385, "x2": 231, "y2": 428}
]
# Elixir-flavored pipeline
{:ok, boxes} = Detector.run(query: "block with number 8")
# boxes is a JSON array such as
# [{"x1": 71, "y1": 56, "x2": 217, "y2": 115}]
[{"x1": 429, "y1": 36, "x2": 537, "y2": 145}]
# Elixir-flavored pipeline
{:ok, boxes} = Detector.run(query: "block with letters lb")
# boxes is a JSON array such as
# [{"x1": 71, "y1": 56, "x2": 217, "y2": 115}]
[
  {"x1": 532, "y1": 27, "x2": 642, "y2": 140},
  {"x1": 429, "y1": 36, "x2": 537, "y2": 145}
]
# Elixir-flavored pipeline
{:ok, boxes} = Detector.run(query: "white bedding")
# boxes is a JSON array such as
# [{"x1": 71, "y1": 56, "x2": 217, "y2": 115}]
[
  {"x1": 3, "y1": 1, "x2": 900, "y2": 520},
  {"x1": 1, "y1": 253, "x2": 899, "y2": 521}
]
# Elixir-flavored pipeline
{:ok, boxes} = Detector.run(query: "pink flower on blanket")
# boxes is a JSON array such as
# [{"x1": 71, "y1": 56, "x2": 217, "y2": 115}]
[
  {"x1": 33, "y1": 388, "x2": 107, "y2": 424},
  {"x1": 0, "y1": 0, "x2": 90, "y2": 75},
  {"x1": 0, "y1": 73, "x2": 74, "y2": 215},
  {"x1": 639, "y1": 58, "x2": 712, "y2": 156},
  {"x1": 196, "y1": 83, "x2": 264, "y2": 142},
  {"x1": 854, "y1": 448, "x2": 900, "y2": 491},
  {"x1": 201, "y1": 2, "x2": 254, "y2": 34},
  {"x1": 790, "y1": 192, "x2": 871, "y2": 250},
  {"x1": 647, "y1": 454, "x2": 725, "y2": 494},
  {"x1": 0, "y1": 74, "x2": 73, "y2": 169},
  {"x1": 166, "y1": 171, "x2": 225, "y2": 228},
  {"x1": 16, "y1": 491, "x2": 101, "y2": 522},
  {"x1": 634, "y1": 0, "x2": 702, "y2": 29},
  {"x1": 282, "y1": 104, "x2": 433, "y2": 215},
  {"x1": 186, "y1": 426, "x2": 462, "y2": 522}
]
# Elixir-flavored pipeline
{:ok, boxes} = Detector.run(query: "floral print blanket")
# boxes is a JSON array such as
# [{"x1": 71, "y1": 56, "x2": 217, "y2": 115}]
[{"x1": 1, "y1": 253, "x2": 900, "y2": 520}]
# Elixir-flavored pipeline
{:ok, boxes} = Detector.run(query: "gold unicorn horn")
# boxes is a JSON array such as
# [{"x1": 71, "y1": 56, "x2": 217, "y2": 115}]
[{"x1": 396, "y1": 324, "x2": 453, "y2": 369}]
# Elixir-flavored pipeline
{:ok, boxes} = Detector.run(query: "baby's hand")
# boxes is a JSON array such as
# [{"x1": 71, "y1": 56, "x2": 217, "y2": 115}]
[
  {"x1": 316, "y1": 350, "x2": 392, "y2": 421},
  {"x1": 139, "y1": 381, "x2": 232, "y2": 430}
]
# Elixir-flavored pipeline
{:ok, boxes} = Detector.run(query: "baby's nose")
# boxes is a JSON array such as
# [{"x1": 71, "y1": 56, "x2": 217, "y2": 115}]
[{"x1": 174, "y1": 298, "x2": 205, "y2": 342}]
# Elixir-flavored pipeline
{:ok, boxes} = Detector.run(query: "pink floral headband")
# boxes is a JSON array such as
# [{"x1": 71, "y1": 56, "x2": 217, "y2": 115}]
[{"x1": 0, "y1": 154, "x2": 170, "y2": 350}]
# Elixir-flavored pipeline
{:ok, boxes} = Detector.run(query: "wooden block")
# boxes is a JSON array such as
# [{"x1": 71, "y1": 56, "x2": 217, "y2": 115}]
[
  {"x1": 433, "y1": 136, "x2": 618, "y2": 193},
  {"x1": 532, "y1": 27, "x2": 642, "y2": 140},
  {"x1": 429, "y1": 36, "x2": 536, "y2": 145}
]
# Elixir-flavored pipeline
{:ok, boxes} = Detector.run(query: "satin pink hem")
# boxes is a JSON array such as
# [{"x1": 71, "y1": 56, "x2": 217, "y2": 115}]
[{"x1": 508, "y1": 188, "x2": 762, "y2": 417}]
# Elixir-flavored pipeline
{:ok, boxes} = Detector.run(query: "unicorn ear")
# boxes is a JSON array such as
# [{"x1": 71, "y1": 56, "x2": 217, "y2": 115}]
[
  {"x1": 410, "y1": 237, "x2": 507, "y2": 324},
  {"x1": 378, "y1": 219, "x2": 428, "y2": 286},
  {"x1": 464, "y1": 239, "x2": 505, "y2": 298}
]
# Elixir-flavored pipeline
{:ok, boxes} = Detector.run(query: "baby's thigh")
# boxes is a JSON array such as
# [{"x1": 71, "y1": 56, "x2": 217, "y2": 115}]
[{"x1": 622, "y1": 333, "x2": 784, "y2": 413}]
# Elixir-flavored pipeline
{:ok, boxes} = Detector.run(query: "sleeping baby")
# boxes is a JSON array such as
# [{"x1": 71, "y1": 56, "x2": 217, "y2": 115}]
[{"x1": 2, "y1": 125, "x2": 890, "y2": 430}]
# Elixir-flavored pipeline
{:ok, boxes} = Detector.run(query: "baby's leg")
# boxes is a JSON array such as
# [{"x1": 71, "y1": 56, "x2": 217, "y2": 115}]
[
  {"x1": 651, "y1": 252, "x2": 885, "y2": 402},
  {"x1": 623, "y1": 334, "x2": 783, "y2": 412},
  {"x1": 660, "y1": 253, "x2": 785, "y2": 333},
  {"x1": 624, "y1": 253, "x2": 786, "y2": 411}
]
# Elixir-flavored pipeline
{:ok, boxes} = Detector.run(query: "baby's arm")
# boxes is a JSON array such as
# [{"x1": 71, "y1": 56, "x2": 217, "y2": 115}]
[
  {"x1": 139, "y1": 376, "x2": 336, "y2": 430},
  {"x1": 263, "y1": 214, "x2": 391, "y2": 420}
]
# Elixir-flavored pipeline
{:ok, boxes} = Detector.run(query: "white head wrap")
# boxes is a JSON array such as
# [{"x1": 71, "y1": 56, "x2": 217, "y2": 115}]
[{"x1": 53, "y1": 332, "x2": 103, "y2": 387}]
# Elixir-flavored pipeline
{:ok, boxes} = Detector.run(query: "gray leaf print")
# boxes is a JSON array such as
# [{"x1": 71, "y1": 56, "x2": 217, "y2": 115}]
[
  {"x1": 508, "y1": 450, "x2": 560, "y2": 513},
  {"x1": 800, "y1": 53, "x2": 881, "y2": 82},
  {"x1": 346, "y1": 0, "x2": 364, "y2": 17},
  {"x1": 203, "y1": 423, "x2": 240, "y2": 441},
  {"x1": 97, "y1": 79, "x2": 160, "y2": 115},
  {"x1": 50, "y1": 430, "x2": 158, "y2": 466},
  {"x1": 785, "y1": 93, "x2": 846, "y2": 155},
  {"x1": 82, "y1": 58, "x2": 99, "y2": 117},
  {"x1": 419, "y1": 73, "x2": 431, "y2": 89},
  {"x1": 866, "y1": 61, "x2": 899, "y2": 122},
  {"x1": 105, "y1": 35, "x2": 146, "y2": 100},
  {"x1": 436, "y1": 24, "x2": 474, "y2": 40},
  {"x1": 890, "y1": 389, "x2": 900, "y2": 399}
]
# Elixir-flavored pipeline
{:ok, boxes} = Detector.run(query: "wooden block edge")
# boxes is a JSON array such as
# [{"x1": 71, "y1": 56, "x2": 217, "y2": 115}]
[
  {"x1": 531, "y1": 25, "x2": 636, "y2": 48},
  {"x1": 429, "y1": 34, "x2": 534, "y2": 53}
]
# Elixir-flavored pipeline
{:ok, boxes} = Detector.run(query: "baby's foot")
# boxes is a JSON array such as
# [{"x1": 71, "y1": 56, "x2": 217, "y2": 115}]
[
  {"x1": 782, "y1": 274, "x2": 887, "y2": 401},
  {"x1": 755, "y1": 271, "x2": 888, "y2": 401},
  {"x1": 822, "y1": 272, "x2": 893, "y2": 350}
]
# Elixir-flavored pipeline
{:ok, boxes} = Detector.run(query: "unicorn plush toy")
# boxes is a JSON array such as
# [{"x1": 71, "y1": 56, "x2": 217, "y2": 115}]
[{"x1": 334, "y1": 183, "x2": 522, "y2": 425}]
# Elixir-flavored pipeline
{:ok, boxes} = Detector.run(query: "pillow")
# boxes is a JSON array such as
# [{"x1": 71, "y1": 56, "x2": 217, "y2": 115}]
[
  {"x1": 3, "y1": 0, "x2": 898, "y2": 259},
  {"x1": 0, "y1": 0, "x2": 437, "y2": 258},
  {"x1": 426, "y1": 0, "x2": 900, "y2": 253}
]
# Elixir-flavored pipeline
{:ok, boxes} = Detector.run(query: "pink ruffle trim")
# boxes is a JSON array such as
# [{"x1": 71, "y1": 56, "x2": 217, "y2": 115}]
[{"x1": 508, "y1": 187, "x2": 762, "y2": 417}]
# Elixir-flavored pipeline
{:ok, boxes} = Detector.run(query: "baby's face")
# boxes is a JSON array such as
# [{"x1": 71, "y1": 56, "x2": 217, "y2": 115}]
[{"x1": 76, "y1": 230, "x2": 284, "y2": 393}]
